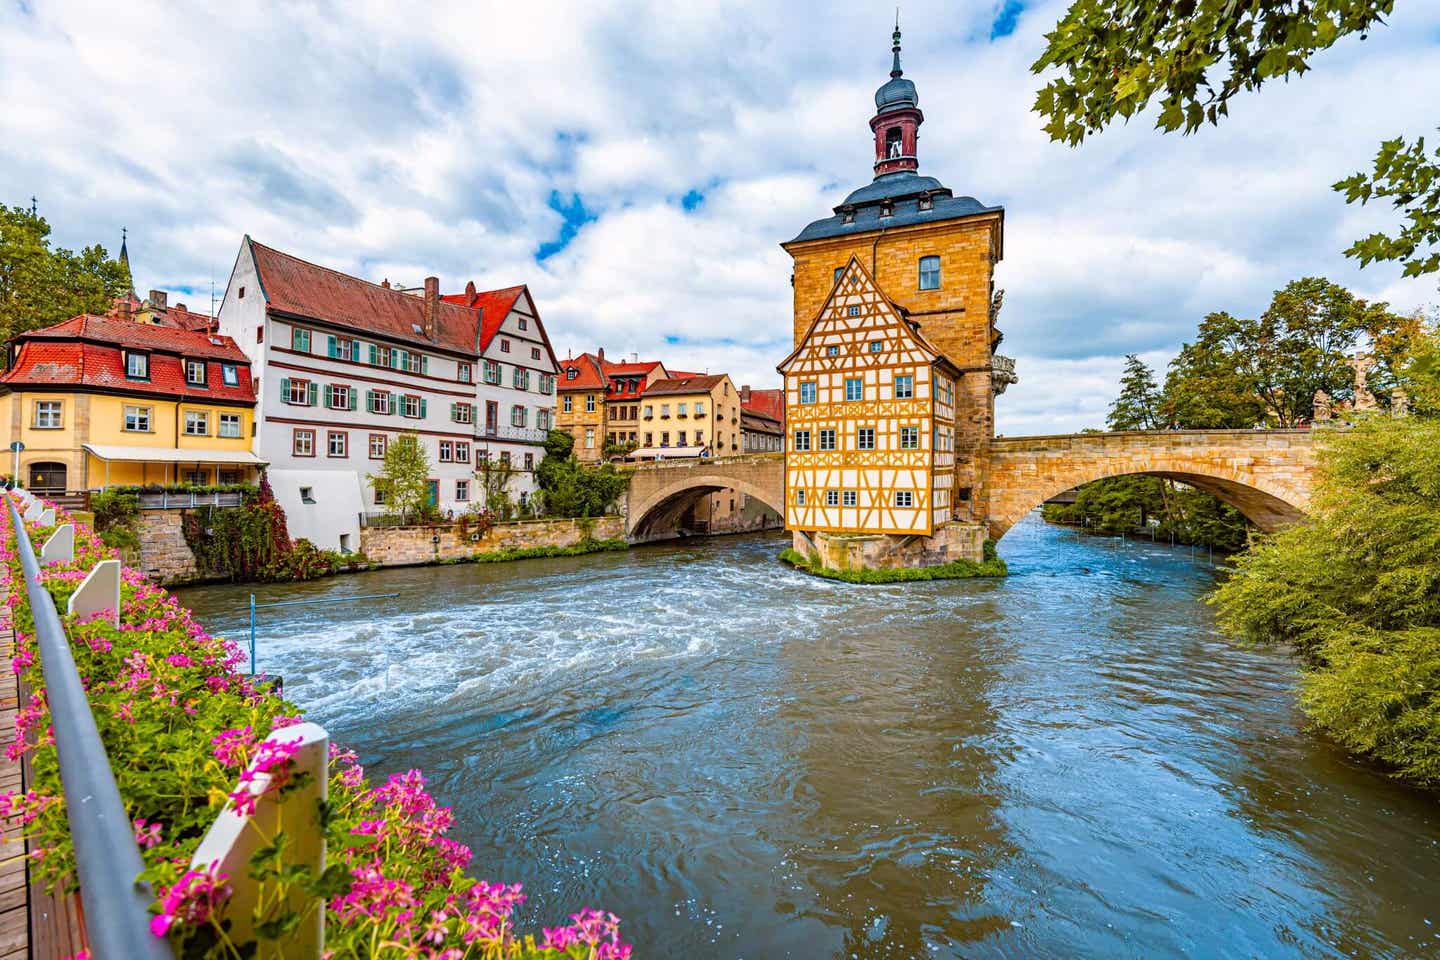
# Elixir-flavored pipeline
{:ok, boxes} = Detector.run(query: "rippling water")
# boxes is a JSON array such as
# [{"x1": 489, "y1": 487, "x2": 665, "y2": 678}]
[{"x1": 177, "y1": 515, "x2": 1440, "y2": 959}]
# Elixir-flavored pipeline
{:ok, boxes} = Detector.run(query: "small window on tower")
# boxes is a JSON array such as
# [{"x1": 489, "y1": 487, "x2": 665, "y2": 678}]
[
  {"x1": 885, "y1": 127, "x2": 903, "y2": 158},
  {"x1": 879, "y1": 201, "x2": 893, "y2": 218}
]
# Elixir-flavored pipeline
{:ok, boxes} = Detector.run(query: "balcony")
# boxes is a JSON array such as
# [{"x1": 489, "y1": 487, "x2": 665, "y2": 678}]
[{"x1": 476, "y1": 424, "x2": 549, "y2": 444}]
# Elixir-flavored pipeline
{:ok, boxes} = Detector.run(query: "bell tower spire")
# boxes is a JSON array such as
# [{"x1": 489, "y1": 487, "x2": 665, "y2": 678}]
[{"x1": 870, "y1": 18, "x2": 923, "y2": 178}]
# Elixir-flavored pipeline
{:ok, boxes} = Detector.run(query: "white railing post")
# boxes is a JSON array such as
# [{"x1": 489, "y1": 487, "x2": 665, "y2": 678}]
[
  {"x1": 37, "y1": 507, "x2": 54, "y2": 526},
  {"x1": 67, "y1": 558, "x2": 120, "y2": 628},
  {"x1": 40, "y1": 523, "x2": 74, "y2": 565},
  {"x1": 190, "y1": 722, "x2": 328, "y2": 958}
]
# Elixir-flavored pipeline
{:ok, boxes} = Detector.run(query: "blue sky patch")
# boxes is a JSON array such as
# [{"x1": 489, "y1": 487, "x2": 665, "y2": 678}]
[
  {"x1": 536, "y1": 190, "x2": 596, "y2": 261},
  {"x1": 990, "y1": 1, "x2": 1024, "y2": 40},
  {"x1": 681, "y1": 188, "x2": 705, "y2": 212}
]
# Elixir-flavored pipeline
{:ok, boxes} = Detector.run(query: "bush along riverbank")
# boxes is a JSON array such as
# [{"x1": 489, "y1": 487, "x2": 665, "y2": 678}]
[
  {"x1": 0, "y1": 496, "x2": 634, "y2": 958},
  {"x1": 467, "y1": 538, "x2": 629, "y2": 565},
  {"x1": 1211, "y1": 416, "x2": 1440, "y2": 789},
  {"x1": 779, "y1": 542, "x2": 1007, "y2": 584}
]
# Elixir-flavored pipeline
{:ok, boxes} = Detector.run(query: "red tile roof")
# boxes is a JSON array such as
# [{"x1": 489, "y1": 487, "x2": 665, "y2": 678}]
[
  {"x1": 249, "y1": 239, "x2": 481, "y2": 356},
  {"x1": 557, "y1": 353, "x2": 607, "y2": 390},
  {"x1": 742, "y1": 387, "x2": 784, "y2": 425},
  {"x1": 440, "y1": 283, "x2": 528, "y2": 354},
  {"x1": 153, "y1": 305, "x2": 218, "y2": 333},
  {"x1": 1, "y1": 316, "x2": 255, "y2": 404}
]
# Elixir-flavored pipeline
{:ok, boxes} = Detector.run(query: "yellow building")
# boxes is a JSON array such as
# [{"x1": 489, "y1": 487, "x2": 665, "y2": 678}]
[
  {"x1": 777, "y1": 25, "x2": 1013, "y2": 569},
  {"x1": 0, "y1": 315, "x2": 264, "y2": 493}
]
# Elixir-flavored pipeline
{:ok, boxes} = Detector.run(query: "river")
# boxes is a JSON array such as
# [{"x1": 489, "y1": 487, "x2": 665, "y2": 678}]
[{"x1": 175, "y1": 515, "x2": 1439, "y2": 959}]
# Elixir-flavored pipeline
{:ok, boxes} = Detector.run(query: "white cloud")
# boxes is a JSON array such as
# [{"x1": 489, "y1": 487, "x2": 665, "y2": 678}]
[{"x1": 3, "y1": 0, "x2": 1438, "y2": 431}]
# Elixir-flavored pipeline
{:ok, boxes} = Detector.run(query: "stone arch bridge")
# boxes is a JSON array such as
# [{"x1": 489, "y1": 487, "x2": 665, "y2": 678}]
[{"x1": 622, "y1": 430, "x2": 1320, "y2": 541}]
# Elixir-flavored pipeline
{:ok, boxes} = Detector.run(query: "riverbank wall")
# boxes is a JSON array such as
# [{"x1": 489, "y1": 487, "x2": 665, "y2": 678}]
[
  {"x1": 135, "y1": 509, "x2": 626, "y2": 584},
  {"x1": 358, "y1": 515, "x2": 625, "y2": 568}
]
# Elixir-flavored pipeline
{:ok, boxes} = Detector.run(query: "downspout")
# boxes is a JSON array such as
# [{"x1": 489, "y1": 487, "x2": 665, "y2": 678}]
[{"x1": 870, "y1": 225, "x2": 889, "y2": 276}]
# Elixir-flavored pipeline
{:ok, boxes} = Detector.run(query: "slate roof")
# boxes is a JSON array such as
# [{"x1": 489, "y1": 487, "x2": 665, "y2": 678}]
[
  {"x1": 248, "y1": 239, "x2": 481, "y2": 356},
  {"x1": 741, "y1": 410, "x2": 783, "y2": 435},
  {"x1": 1, "y1": 315, "x2": 256, "y2": 404},
  {"x1": 789, "y1": 171, "x2": 1002, "y2": 245}
]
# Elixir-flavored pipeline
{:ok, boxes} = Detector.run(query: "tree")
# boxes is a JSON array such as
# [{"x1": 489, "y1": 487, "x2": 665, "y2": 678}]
[
  {"x1": 370, "y1": 433, "x2": 431, "y2": 520},
  {"x1": 1107, "y1": 354, "x2": 1163, "y2": 430},
  {"x1": 479, "y1": 457, "x2": 517, "y2": 520},
  {"x1": 1161, "y1": 321, "x2": 1269, "y2": 429},
  {"x1": 1335, "y1": 133, "x2": 1440, "y2": 280},
  {"x1": 1212, "y1": 416, "x2": 1440, "y2": 786},
  {"x1": 533, "y1": 428, "x2": 628, "y2": 519},
  {"x1": 1031, "y1": 1, "x2": 1395, "y2": 145},
  {"x1": 0, "y1": 205, "x2": 131, "y2": 346}
]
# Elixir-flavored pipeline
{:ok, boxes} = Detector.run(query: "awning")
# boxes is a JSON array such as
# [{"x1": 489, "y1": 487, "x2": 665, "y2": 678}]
[
  {"x1": 82, "y1": 444, "x2": 268, "y2": 466},
  {"x1": 626, "y1": 446, "x2": 709, "y2": 460}
]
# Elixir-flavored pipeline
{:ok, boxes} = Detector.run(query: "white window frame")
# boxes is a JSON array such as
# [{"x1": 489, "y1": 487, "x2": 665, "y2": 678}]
[
  {"x1": 183, "y1": 411, "x2": 209, "y2": 436},
  {"x1": 218, "y1": 413, "x2": 242, "y2": 438},
  {"x1": 123, "y1": 405, "x2": 152, "y2": 433}
]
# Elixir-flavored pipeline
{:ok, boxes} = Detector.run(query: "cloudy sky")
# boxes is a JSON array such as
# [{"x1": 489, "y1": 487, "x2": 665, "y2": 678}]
[{"x1": 3, "y1": 0, "x2": 1438, "y2": 433}]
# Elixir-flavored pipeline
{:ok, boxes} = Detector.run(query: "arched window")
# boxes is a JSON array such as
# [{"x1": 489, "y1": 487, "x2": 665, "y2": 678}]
[
  {"x1": 28, "y1": 462, "x2": 67, "y2": 493},
  {"x1": 885, "y1": 127, "x2": 903, "y2": 158},
  {"x1": 919, "y1": 255, "x2": 941, "y2": 291}
]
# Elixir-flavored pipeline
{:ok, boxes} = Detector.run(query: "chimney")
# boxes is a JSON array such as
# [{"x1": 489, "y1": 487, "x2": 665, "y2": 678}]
[
  {"x1": 464, "y1": 280, "x2": 477, "y2": 306},
  {"x1": 175, "y1": 302, "x2": 186, "y2": 313},
  {"x1": 381, "y1": 278, "x2": 390, "y2": 289},
  {"x1": 148, "y1": 289, "x2": 168, "y2": 309},
  {"x1": 597, "y1": 346, "x2": 606, "y2": 362},
  {"x1": 422, "y1": 276, "x2": 439, "y2": 339},
  {"x1": 740, "y1": 384, "x2": 751, "y2": 402}
]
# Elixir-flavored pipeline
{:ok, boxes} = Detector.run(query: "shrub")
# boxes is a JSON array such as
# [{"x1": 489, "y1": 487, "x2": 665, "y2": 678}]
[
  {"x1": 0, "y1": 497, "x2": 634, "y2": 957},
  {"x1": 471, "y1": 538, "x2": 628, "y2": 564},
  {"x1": 1211, "y1": 416, "x2": 1440, "y2": 786},
  {"x1": 90, "y1": 488, "x2": 141, "y2": 551}
]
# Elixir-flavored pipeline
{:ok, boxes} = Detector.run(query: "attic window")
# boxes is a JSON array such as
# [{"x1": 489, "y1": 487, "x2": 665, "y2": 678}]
[
  {"x1": 566, "y1": 366, "x2": 577, "y2": 380},
  {"x1": 519, "y1": 318, "x2": 528, "y2": 331},
  {"x1": 412, "y1": 324, "x2": 424, "y2": 335},
  {"x1": 918, "y1": 193, "x2": 934, "y2": 212},
  {"x1": 238, "y1": 287, "x2": 245, "y2": 299},
  {"x1": 840, "y1": 205, "x2": 856, "y2": 225},
  {"x1": 879, "y1": 202, "x2": 893, "y2": 218}
]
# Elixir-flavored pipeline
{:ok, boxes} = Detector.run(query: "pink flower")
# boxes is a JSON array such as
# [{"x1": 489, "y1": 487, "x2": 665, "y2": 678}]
[
  {"x1": 228, "y1": 735, "x2": 303, "y2": 817},
  {"x1": 149, "y1": 862, "x2": 232, "y2": 938},
  {"x1": 133, "y1": 818, "x2": 162, "y2": 849}
]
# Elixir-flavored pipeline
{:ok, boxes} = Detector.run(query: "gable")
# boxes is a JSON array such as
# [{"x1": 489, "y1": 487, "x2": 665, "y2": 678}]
[{"x1": 777, "y1": 255, "x2": 939, "y2": 377}]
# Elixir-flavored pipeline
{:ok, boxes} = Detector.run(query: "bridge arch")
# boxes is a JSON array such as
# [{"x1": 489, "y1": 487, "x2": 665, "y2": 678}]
[
  {"x1": 985, "y1": 430, "x2": 1317, "y2": 541},
  {"x1": 627, "y1": 474, "x2": 785, "y2": 541}
]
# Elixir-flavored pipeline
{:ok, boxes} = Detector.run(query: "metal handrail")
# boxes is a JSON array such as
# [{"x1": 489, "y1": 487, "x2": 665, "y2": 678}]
[{"x1": 6, "y1": 497, "x2": 170, "y2": 959}]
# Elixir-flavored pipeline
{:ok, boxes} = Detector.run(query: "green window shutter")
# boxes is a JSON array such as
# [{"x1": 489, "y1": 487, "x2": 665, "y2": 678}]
[
  {"x1": 365, "y1": 390, "x2": 374, "y2": 413},
  {"x1": 307, "y1": 382, "x2": 318, "y2": 406},
  {"x1": 419, "y1": 398, "x2": 428, "y2": 419},
  {"x1": 449, "y1": 402, "x2": 457, "y2": 421},
  {"x1": 352, "y1": 339, "x2": 361, "y2": 360},
  {"x1": 323, "y1": 384, "x2": 332, "y2": 408},
  {"x1": 421, "y1": 355, "x2": 429, "y2": 374},
  {"x1": 327, "y1": 335, "x2": 338, "y2": 358},
  {"x1": 394, "y1": 349, "x2": 405, "y2": 370},
  {"x1": 368, "y1": 344, "x2": 377, "y2": 365},
  {"x1": 280, "y1": 377, "x2": 290, "y2": 402},
  {"x1": 349, "y1": 389, "x2": 357, "y2": 411}
]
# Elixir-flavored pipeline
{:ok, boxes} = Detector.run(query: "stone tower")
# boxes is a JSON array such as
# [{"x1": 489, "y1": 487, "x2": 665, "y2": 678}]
[{"x1": 781, "y1": 23, "x2": 1012, "y2": 521}]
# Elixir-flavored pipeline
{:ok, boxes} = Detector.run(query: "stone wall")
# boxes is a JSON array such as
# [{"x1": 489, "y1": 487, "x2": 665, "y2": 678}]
[
  {"x1": 359, "y1": 515, "x2": 625, "y2": 567},
  {"x1": 136, "y1": 510, "x2": 200, "y2": 584},
  {"x1": 797, "y1": 522, "x2": 987, "y2": 571}
]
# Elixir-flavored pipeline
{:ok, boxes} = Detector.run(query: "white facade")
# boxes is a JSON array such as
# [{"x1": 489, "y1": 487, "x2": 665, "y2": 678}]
[
  {"x1": 472, "y1": 288, "x2": 557, "y2": 503},
  {"x1": 217, "y1": 240, "x2": 558, "y2": 550}
]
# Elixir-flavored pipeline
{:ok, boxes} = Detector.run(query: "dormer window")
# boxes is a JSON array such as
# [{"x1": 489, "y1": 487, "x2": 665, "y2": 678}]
[
  {"x1": 221, "y1": 364, "x2": 238, "y2": 386},
  {"x1": 840, "y1": 205, "x2": 856, "y2": 225},
  {"x1": 918, "y1": 192, "x2": 934, "y2": 212},
  {"x1": 566, "y1": 366, "x2": 578, "y2": 381},
  {"x1": 185, "y1": 359, "x2": 207, "y2": 386},
  {"x1": 879, "y1": 201, "x2": 893, "y2": 218},
  {"x1": 125, "y1": 351, "x2": 149, "y2": 380}
]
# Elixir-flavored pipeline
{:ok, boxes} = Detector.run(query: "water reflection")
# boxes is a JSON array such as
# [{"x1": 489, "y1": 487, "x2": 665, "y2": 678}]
[{"x1": 177, "y1": 516, "x2": 1440, "y2": 959}]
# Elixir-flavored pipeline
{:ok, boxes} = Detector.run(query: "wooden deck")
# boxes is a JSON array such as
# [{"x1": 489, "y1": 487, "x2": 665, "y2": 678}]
[{"x1": 0, "y1": 615, "x2": 29, "y2": 958}]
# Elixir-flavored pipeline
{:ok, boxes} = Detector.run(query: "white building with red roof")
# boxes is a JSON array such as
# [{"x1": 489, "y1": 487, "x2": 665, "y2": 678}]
[{"x1": 217, "y1": 237, "x2": 558, "y2": 550}]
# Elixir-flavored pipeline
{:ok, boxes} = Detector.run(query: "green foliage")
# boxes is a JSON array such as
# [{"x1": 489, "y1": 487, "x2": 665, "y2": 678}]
[
  {"x1": 90, "y1": 489, "x2": 141, "y2": 551},
  {"x1": 1212, "y1": 416, "x2": 1440, "y2": 785},
  {"x1": 181, "y1": 477, "x2": 350, "y2": 583},
  {"x1": 479, "y1": 457, "x2": 517, "y2": 521},
  {"x1": 1043, "y1": 476, "x2": 1251, "y2": 551},
  {"x1": 471, "y1": 538, "x2": 628, "y2": 564},
  {"x1": 534, "y1": 429, "x2": 630, "y2": 519},
  {"x1": 0, "y1": 204, "x2": 132, "y2": 345},
  {"x1": 779, "y1": 546, "x2": 1007, "y2": 583},
  {"x1": 1108, "y1": 354, "x2": 1164, "y2": 430},
  {"x1": 370, "y1": 433, "x2": 432, "y2": 521},
  {"x1": 1336, "y1": 133, "x2": 1440, "y2": 279},
  {"x1": 1031, "y1": 0, "x2": 1394, "y2": 145}
]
